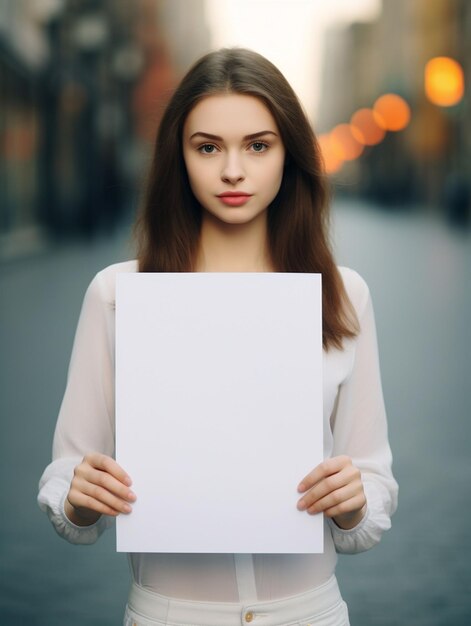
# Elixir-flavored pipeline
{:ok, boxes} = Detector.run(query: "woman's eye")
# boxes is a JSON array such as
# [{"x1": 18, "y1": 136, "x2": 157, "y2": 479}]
[
  {"x1": 198, "y1": 144, "x2": 217, "y2": 154},
  {"x1": 250, "y1": 141, "x2": 268, "y2": 153}
]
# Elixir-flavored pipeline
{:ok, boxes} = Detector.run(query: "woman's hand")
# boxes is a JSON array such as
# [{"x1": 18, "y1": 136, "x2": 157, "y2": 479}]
[
  {"x1": 296, "y1": 455, "x2": 366, "y2": 530},
  {"x1": 65, "y1": 453, "x2": 136, "y2": 527}
]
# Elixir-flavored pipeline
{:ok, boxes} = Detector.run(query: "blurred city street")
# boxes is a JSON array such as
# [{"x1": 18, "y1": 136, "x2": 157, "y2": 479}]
[
  {"x1": 1, "y1": 1, "x2": 471, "y2": 624},
  {"x1": 0, "y1": 199, "x2": 470, "y2": 625}
]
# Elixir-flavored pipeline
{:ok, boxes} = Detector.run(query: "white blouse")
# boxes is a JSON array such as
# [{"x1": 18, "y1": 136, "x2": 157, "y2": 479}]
[{"x1": 38, "y1": 261, "x2": 398, "y2": 603}]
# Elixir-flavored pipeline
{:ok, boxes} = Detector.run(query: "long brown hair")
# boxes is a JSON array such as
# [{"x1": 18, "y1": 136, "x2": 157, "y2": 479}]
[{"x1": 135, "y1": 48, "x2": 358, "y2": 349}]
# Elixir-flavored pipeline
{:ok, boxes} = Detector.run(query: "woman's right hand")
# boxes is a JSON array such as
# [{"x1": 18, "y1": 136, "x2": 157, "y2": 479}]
[{"x1": 65, "y1": 453, "x2": 136, "y2": 526}]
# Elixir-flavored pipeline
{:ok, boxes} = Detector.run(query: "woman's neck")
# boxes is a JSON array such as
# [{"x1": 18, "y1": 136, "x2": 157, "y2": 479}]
[{"x1": 196, "y1": 212, "x2": 274, "y2": 272}]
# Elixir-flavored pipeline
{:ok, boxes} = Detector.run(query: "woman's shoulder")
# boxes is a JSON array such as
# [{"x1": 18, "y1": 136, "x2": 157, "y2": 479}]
[
  {"x1": 89, "y1": 259, "x2": 138, "y2": 307},
  {"x1": 96, "y1": 259, "x2": 138, "y2": 281},
  {"x1": 337, "y1": 266, "x2": 371, "y2": 317}
]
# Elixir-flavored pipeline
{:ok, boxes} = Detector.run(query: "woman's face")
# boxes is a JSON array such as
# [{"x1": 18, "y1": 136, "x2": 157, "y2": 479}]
[{"x1": 182, "y1": 93, "x2": 285, "y2": 227}]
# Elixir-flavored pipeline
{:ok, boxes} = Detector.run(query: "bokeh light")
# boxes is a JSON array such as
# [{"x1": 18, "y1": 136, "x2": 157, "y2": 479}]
[
  {"x1": 373, "y1": 94, "x2": 411, "y2": 131},
  {"x1": 330, "y1": 124, "x2": 364, "y2": 161},
  {"x1": 425, "y1": 56, "x2": 465, "y2": 107},
  {"x1": 350, "y1": 108, "x2": 386, "y2": 145},
  {"x1": 318, "y1": 133, "x2": 344, "y2": 174}
]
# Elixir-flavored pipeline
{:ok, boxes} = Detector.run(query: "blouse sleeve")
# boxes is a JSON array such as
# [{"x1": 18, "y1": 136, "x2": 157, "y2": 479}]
[
  {"x1": 37, "y1": 269, "x2": 115, "y2": 544},
  {"x1": 327, "y1": 273, "x2": 398, "y2": 554}
]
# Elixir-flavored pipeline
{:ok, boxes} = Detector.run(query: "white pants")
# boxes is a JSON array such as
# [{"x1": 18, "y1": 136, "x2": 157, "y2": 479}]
[{"x1": 123, "y1": 575, "x2": 349, "y2": 626}]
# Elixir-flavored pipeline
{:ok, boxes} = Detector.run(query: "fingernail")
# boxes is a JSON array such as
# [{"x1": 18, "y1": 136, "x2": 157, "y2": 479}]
[
  {"x1": 123, "y1": 504, "x2": 132, "y2": 513},
  {"x1": 297, "y1": 483, "x2": 305, "y2": 492},
  {"x1": 297, "y1": 501, "x2": 306, "y2": 511},
  {"x1": 128, "y1": 491, "x2": 136, "y2": 501},
  {"x1": 124, "y1": 476, "x2": 132, "y2": 486}
]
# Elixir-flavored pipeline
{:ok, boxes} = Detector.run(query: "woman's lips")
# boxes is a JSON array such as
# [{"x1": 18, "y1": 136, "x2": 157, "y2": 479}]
[{"x1": 217, "y1": 192, "x2": 253, "y2": 207}]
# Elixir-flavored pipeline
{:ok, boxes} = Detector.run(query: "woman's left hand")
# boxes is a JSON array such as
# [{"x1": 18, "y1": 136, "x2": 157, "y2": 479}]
[{"x1": 296, "y1": 455, "x2": 367, "y2": 530}]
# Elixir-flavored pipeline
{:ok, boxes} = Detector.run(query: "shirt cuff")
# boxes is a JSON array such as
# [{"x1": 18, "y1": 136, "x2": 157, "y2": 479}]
[
  {"x1": 38, "y1": 458, "x2": 111, "y2": 545},
  {"x1": 327, "y1": 481, "x2": 392, "y2": 554}
]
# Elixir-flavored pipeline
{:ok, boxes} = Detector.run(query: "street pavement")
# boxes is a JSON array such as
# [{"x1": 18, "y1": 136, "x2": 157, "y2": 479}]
[{"x1": 1, "y1": 200, "x2": 470, "y2": 625}]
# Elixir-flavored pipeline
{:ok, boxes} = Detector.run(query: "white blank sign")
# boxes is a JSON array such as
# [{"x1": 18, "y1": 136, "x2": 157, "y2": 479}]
[{"x1": 115, "y1": 273, "x2": 323, "y2": 553}]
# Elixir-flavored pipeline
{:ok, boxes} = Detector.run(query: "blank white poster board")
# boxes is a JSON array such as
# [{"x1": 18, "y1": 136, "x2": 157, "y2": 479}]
[{"x1": 115, "y1": 273, "x2": 323, "y2": 553}]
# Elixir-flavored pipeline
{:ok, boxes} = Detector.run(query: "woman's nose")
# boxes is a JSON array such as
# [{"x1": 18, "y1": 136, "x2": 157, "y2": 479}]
[{"x1": 220, "y1": 152, "x2": 245, "y2": 184}]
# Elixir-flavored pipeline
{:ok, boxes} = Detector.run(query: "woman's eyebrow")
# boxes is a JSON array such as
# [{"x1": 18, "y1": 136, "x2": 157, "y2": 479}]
[{"x1": 189, "y1": 130, "x2": 278, "y2": 141}]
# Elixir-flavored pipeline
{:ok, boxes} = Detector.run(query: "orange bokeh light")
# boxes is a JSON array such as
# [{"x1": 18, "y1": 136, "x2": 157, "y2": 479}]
[
  {"x1": 3, "y1": 126, "x2": 37, "y2": 161},
  {"x1": 329, "y1": 124, "x2": 364, "y2": 161},
  {"x1": 350, "y1": 108, "x2": 386, "y2": 145},
  {"x1": 373, "y1": 94, "x2": 411, "y2": 131},
  {"x1": 425, "y1": 56, "x2": 464, "y2": 107},
  {"x1": 318, "y1": 134, "x2": 344, "y2": 174}
]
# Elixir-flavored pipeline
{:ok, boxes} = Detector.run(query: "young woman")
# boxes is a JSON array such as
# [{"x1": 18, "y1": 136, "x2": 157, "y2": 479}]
[{"x1": 38, "y1": 48, "x2": 398, "y2": 626}]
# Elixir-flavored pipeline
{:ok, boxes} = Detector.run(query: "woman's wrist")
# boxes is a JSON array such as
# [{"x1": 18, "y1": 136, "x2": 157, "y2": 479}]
[
  {"x1": 332, "y1": 504, "x2": 367, "y2": 530},
  {"x1": 64, "y1": 497, "x2": 101, "y2": 527}
]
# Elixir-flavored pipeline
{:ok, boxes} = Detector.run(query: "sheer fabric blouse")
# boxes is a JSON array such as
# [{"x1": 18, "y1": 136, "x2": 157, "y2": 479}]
[{"x1": 38, "y1": 261, "x2": 398, "y2": 602}]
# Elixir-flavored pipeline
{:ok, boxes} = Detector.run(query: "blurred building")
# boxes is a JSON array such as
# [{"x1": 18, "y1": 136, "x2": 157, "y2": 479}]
[
  {"x1": 131, "y1": 0, "x2": 210, "y2": 145},
  {"x1": 0, "y1": 0, "x2": 49, "y2": 257},
  {"x1": 0, "y1": 0, "x2": 211, "y2": 259},
  {"x1": 317, "y1": 0, "x2": 470, "y2": 225}
]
